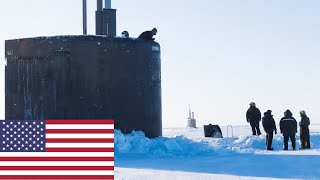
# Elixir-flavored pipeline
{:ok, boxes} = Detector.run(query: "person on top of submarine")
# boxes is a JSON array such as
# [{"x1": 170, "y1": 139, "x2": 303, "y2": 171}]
[{"x1": 138, "y1": 28, "x2": 157, "y2": 40}]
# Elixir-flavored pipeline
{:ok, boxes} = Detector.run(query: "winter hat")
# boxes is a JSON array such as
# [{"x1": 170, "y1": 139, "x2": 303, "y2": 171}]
[
  {"x1": 285, "y1": 110, "x2": 293, "y2": 117},
  {"x1": 152, "y1": 28, "x2": 158, "y2": 35},
  {"x1": 266, "y1": 110, "x2": 272, "y2": 115},
  {"x1": 300, "y1": 110, "x2": 306, "y2": 115},
  {"x1": 249, "y1": 102, "x2": 256, "y2": 107}
]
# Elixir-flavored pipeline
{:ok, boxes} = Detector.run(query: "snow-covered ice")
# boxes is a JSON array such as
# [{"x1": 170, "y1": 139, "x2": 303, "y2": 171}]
[{"x1": 115, "y1": 125, "x2": 320, "y2": 180}]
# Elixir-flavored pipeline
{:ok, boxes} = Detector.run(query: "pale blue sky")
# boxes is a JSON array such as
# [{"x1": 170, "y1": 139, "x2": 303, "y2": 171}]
[{"x1": 1, "y1": 0, "x2": 320, "y2": 127}]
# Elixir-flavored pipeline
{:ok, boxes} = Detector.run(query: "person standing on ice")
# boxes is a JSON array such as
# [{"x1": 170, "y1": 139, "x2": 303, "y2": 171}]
[
  {"x1": 299, "y1": 110, "x2": 311, "y2": 149},
  {"x1": 262, "y1": 110, "x2": 277, "y2": 150},
  {"x1": 246, "y1": 102, "x2": 262, "y2": 135},
  {"x1": 280, "y1": 110, "x2": 297, "y2": 150}
]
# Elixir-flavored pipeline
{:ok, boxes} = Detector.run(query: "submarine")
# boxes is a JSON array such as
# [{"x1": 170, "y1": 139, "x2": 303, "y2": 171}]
[{"x1": 5, "y1": 0, "x2": 162, "y2": 138}]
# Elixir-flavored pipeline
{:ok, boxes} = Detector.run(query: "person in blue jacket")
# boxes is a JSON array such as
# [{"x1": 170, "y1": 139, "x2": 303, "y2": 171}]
[{"x1": 299, "y1": 110, "x2": 311, "y2": 149}]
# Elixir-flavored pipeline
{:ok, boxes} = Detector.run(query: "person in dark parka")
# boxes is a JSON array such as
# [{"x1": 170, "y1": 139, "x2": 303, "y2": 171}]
[
  {"x1": 246, "y1": 102, "x2": 262, "y2": 135},
  {"x1": 138, "y1": 28, "x2": 157, "y2": 41},
  {"x1": 262, "y1": 110, "x2": 277, "y2": 150},
  {"x1": 280, "y1": 110, "x2": 297, "y2": 150},
  {"x1": 299, "y1": 110, "x2": 311, "y2": 149}
]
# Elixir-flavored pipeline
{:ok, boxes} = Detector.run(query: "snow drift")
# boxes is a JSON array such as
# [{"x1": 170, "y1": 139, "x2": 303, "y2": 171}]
[{"x1": 115, "y1": 129, "x2": 320, "y2": 158}]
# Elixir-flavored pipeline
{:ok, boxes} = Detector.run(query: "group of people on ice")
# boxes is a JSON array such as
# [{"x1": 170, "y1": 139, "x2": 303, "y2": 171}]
[{"x1": 246, "y1": 102, "x2": 310, "y2": 151}]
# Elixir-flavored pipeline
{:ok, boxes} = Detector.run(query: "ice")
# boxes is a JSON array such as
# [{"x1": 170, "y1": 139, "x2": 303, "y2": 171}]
[{"x1": 115, "y1": 126, "x2": 320, "y2": 179}]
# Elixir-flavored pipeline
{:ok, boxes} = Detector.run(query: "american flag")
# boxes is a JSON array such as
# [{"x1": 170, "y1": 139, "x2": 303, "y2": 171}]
[{"x1": 0, "y1": 119, "x2": 114, "y2": 179}]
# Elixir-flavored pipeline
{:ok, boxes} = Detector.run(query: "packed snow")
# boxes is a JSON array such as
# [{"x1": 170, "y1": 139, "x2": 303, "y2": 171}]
[{"x1": 115, "y1": 125, "x2": 320, "y2": 180}]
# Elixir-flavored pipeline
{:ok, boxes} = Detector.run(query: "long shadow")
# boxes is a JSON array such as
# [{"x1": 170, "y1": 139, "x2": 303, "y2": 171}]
[{"x1": 116, "y1": 153, "x2": 320, "y2": 179}]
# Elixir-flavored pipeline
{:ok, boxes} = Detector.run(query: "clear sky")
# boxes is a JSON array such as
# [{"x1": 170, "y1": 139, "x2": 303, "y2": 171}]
[{"x1": 0, "y1": 0, "x2": 320, "y2": 128}]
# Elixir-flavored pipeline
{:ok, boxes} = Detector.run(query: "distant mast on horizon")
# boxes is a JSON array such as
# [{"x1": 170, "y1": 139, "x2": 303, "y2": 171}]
[{"x1": 187, "y1": 105, "x2": 197, "y2": 128}]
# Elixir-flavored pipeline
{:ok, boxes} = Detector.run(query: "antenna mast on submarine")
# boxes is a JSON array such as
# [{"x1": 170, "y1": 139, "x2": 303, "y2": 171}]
[
  {"x1": 187, "y1": 105, "x2": 197, "y2": 128},
  {"x1": 83, "y1": 0, "x2": 87, "y2": 35}
]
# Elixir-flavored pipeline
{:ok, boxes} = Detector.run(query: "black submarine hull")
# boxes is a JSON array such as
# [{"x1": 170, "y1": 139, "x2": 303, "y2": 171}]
[{"x1": 5, "y1": 35, "x2": 162, "y2": 138}]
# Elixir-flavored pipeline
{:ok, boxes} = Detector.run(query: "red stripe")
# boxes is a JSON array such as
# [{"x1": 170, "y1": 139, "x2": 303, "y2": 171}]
[
  {"x1": 0, "y1": 175, "x2": 114, "y2": 179},
  {"x1": 0, "y1": 157, "x2": 114, "y2": 161},
  {"x1": 46, "y1": 138, "x2": 114, "y2": 143},
  {"x1": 46, "y1": 129, "x2": 114, "y2": 134},
  {"x1": 0, "y1": 166, "x2": 114, "y2": 170},
  {"x1": 46, "y1": 120, "x2": 114, "y2": 124},
  {"x1": 46, "y1": 148, "x2": 114, "y2": 152}
]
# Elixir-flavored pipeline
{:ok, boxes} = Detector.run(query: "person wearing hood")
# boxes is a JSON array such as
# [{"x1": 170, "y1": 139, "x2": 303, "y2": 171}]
[
  {"x1": 299, "y1": 110, "x2": 311, "y2": 149},
  {"x1": 280, "y1": 110, "x2": 298, "y2": 150},
  {"x1": 246, "y1": 102, "x2": 262, "y2": 135},
  {"x1": 262, "y1": 110, "x2": 277, "y2": 150}
]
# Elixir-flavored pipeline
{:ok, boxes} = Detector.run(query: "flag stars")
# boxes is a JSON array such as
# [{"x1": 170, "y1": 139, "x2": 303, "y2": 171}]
[{"x1": 1, "y1": 120, "x2": 45, "y2": 152}]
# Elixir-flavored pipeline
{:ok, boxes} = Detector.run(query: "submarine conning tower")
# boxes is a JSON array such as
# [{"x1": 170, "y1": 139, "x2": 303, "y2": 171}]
[{"x1": 5, "y1": 0, "x2": 162, "y2": 138}]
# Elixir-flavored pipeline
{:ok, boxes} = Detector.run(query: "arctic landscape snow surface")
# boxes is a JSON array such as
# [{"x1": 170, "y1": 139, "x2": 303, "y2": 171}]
[{"x1": 115, "y1": 125, "x2": 320, "y2": 180}]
